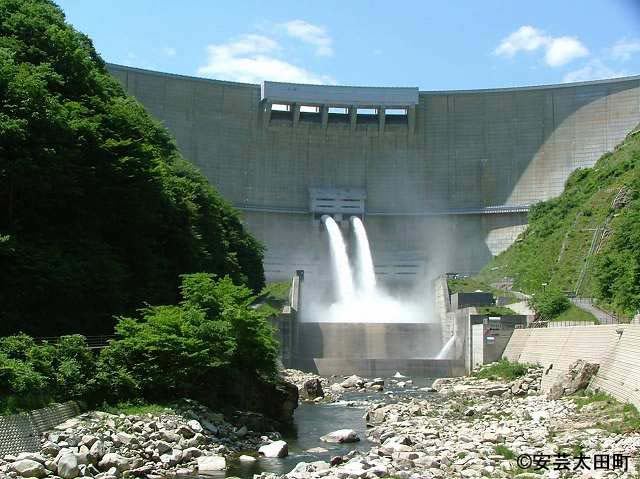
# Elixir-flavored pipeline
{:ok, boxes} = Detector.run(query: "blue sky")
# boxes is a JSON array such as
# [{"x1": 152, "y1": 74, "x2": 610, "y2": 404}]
[{"x1": 55, "y1": 0, "x2": 640, "y2": 90}]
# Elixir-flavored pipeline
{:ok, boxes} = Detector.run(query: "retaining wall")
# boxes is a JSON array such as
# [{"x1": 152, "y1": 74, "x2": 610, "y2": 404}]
[
  {"x1": 0, "y1": 401, "x2": 81, "y2": 456},
  {"x1": 503, "y1": 325, "x2": 640, "y2": 409}
]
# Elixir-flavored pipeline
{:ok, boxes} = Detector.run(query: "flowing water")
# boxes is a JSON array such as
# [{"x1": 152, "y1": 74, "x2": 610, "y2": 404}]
[
  {"x1": 436, "y1": 335, "x2": 455, "y2": 359},
  {"x1": 321, "y1": 215, "x2": 355, "y2": 301},
  {"x1": 350, "y1": 217, "x2": 376, "y2": 294},
  {"x1": 216, "y1": 378, "x2": 436, "y2": 479}
]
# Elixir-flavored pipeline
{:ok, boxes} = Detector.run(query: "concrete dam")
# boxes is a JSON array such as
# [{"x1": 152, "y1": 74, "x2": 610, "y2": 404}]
[
  {"x1": 107, "y1": 64, "x2": 640, "y2": 283},
  {"x1": 107, "y1": 65, "x2": 640, "y2": 375}
]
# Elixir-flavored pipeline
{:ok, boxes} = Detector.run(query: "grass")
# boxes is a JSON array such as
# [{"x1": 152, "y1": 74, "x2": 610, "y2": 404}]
[
  {"x1": 99, "y1": 401, "x2": 172, "y2": 416},
  {"x1": 254, "y1": 281, "x2": 291, "y2": 317},
  {"x1": 551, "y1": 304, "x2": 598, "y2": 323},
  {"x1": 494, "y1": 444, "x2": 516, "y2": 460},
  {"x1": 571, "y1": 389, "x2": 640, "y2": 434},
  {"x1": 475, "y1": 132, "x2": 640, "y2": 312},
  {"x1": 473, "y1": 359, "x2": 529, "y2": 381},
  {"x1": 259, "y1": 281, "x2": 291, "y2": 301}
]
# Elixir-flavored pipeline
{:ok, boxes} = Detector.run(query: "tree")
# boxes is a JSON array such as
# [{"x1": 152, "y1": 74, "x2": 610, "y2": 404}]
[{"x1": 0, "y1": 0, "x2": 264, "y2": 336}]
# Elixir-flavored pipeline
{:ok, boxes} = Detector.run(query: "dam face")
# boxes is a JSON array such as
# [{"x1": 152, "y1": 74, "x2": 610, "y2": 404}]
[{"x1": 107, "y1": 64, "x2": 640, "y2": 282}]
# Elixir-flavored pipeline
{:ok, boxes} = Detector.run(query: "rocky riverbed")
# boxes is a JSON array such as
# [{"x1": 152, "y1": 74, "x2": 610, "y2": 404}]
[
  {"x1": 1, "y1": 398, "x2": 286, "y2": 479},
  {"x1": 2, "y1": 366, "x2": 639, "y2": 478},
  {"x1": 261, "y1": 366, "x2": 640, "y2": 479}
]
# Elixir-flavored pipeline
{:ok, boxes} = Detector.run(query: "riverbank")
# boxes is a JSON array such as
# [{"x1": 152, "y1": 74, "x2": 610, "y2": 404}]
[
  {"x1": 264, "y1": 366, "x2": 640, "y2": 479},
  {"x1": 2, "y1": 366, "x2": 639, "y2": 478}
]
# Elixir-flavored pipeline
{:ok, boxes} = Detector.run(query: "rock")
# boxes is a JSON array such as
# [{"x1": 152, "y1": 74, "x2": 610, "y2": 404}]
[
  {"x1": 548, "y1": 360, "x2": 600, "y2": 399},
  {"x1": 340, "y1": 375, "x2": 365, "y2": 389},
  {"x1": 10, "y1": 459, "x2": 47, "y2": 478},
  {"x1": 89, "y1": 440, "x2": 105, "y2": 462},
  {"x1": 330, "y1": 456, "x2": 344, "y2": 466},
  {"x1": 197, "y1": 455, "x2": 226, "y2": 473},
  {"x1": 485, "y1": 386, "x2": 509, "y2": 396},
  {"x1": 258, "y1": 440, "x2": 289, "y2": 458},
  {"x1": 41, "y1": 441, "x2": 60, "y2": 457},
  {"x1": 239, "y1": 455, "x2": 257, "y2": 462},
  {"x1": 177, "y1": 424, "x2": 195, "y2": 438},
  {"x1": 156, "y1": 440, "x2": 172, "y2": 455},
  {"x1": 159, "y1": 430, "x2": 181, "y2": 443},
  {"x1": 57, "y1": 453, "x2": 79, "y2": 479},
  {"x1": 80, "y1": 435, "x2": 99, "y2": 448},
  {"x1": 15, "y1": 452, "x2": 46, "y2": 464},
  {"x1": 98, "y1": 453, "x2": 131, "y2": 473},
  {"x1": 303, "y1": 378, "x2": 324, "y2": 399},
  {"x1": 235, "y1": 425, "x2": 248, "y2": 437},
  {"x1": 182, "y1": 447, "x2": 203, "y2": 461},
  {"x1": 187, "y1": 419, "x2": 203, "y2": 433},
  {"x1": 482, "y1": 431, "x2": 498, "y2": 443},
  {"x1": 115, "y1": 431, "x2": 134, "y2": 445},
  {"x1": 306, "y1": 447, "x2": 329, "y2": 453},
  {"x1": 320, "y1": 429, "x2": 360, "y2": 443}
]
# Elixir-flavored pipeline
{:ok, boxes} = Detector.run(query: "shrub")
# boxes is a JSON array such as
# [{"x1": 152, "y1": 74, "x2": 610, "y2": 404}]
[
  {"x1": 98, "y1": 273, "x2": 278, "y2": 401},
  {"x1": 528, "y1": 288, "x2": 570, "y2": 320},
  {"x1": 473, "y1": 359, "x2": 529, "y2": 381}
]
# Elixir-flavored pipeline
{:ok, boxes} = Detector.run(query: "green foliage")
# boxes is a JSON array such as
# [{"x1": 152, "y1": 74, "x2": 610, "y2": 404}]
[
  {"x1": 97, "y1": 273, "x2": 278, "y2": 401},
  {"x1": 253, "y1": 281, "x2": 291, "y2": 317},
  {"x1": 0, "y1": 0, "x2": 264, "y2": 336},
  {"x1": 477, "y1": 131, "x2": 640, "y2": 319},
  {"x1": 551, "y1": 304, "x2": 598, "y2": 323},
  {"x1": 494, "y1": 444, "x2": 516, "y2": 460},
  {"x1": 593, "y1": 192, "x2": 640, "y2": 316},
  {"x1": 0, "y1": 333, "x2": 96, "y2": 412},
  {"x1": 527, "y1": 288, "x2": 570, "y2": 320},
  {"x1": 0, "y1": 274, "x2": 279, "y2": 414},
  {"x1": 473, "y1": 359, "x2": 529, "y2": 381},
  {"x1": 99, "y1": 401, "x2": 171, "y2": 416},
  {"x1": 571, "y1": 389, "x2": 640, "y2": 433}
]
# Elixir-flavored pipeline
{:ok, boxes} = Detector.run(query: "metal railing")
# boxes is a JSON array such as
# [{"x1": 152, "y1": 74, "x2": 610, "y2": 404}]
[
  {"x1": 570, "y1": 297, "x2": 620, "y2": 325},
  {"x1": 34, "y1": 335, "x2": 116, "y2": 349}
]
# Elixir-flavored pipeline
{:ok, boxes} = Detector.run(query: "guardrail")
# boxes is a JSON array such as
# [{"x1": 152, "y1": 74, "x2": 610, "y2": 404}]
[
  {"x1": 528, "y1": 320, "x2": 599, "y2": 328},
  {"x1": 34, "y1": 335, "x2": 116, "y2": 349},
  {"x1": 570, "y1": 297, "x2": 620, "y2": 325}
]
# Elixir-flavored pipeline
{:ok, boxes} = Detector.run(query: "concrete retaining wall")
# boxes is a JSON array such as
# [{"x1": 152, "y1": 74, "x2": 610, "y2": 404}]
[
  {"x1": 503, "y1": 325, "x2": 640, "y2": 409},
  {"x1": 0, "y1": 402, "x2": 81, "y2": 456}
]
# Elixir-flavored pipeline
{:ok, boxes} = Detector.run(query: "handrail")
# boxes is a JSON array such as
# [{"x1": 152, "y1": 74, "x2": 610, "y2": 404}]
[{"x1": 33, "y1": 335, "x2": 116, "y2": 349}]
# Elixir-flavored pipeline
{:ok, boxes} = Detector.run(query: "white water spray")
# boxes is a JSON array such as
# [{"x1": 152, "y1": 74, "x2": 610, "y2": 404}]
[
  {"x1": 351, "y1": 217, "x2": 376, "y2": 294},
  {"x1": 322, "y1": 215, "x2": 355, "y2": 301},
  {"x1": 436, "y1": 335, "x2": 455, "y2": 359}
]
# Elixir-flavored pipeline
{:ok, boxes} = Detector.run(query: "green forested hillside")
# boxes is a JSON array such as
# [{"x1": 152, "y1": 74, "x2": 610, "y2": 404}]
[
  {"x1": 478, "y1": 129, "x2": 640, "y2": 319},
  {"x1": 0, "y1": 0, "x2": 264, "y2": 336}
]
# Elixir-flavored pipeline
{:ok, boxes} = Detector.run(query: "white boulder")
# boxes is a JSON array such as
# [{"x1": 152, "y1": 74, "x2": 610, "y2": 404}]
[{"x1": 258, "y1": 440, "x2": 289, "y2": 458}]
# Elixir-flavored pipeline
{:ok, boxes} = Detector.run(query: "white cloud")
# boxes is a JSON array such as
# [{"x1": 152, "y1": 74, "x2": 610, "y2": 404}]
[
  {"x1": 163, "y1": 47, "x2": 177, "y2": 57},
  {"x1": 196, "y1": 34, "x2": 334, "y2": 84},
  {"x1": 281, "y1": 20, "x2": 333, "y2": 56},
  {"x1": 494, "y1": 26, "x2": 549, "y2": 57},
  {"x1": 545, "y1": 36, "x2": 589, "y2": 67},
  {"x1": 611, "y1": 39, "x2": 640, "y2": 61},
  {"x1": 494, "y1": 25, "x2": 588, "y2": 67},
  {"x1": 563, "y1": 59, "x2": 626, "y2": 83}
]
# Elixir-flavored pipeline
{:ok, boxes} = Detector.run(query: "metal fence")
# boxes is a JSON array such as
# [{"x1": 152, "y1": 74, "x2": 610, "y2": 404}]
[
  {"x1": 34, "y1": 335, "x2": 116, "y2": 349},
  {"x1": 570, "y1": 298, "x2": 620, "y2": 325}
]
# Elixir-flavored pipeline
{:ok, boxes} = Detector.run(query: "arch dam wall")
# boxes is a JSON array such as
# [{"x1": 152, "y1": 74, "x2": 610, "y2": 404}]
[{"x1": 107, "y1": 64, "x2": 640, "y2": 282}]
